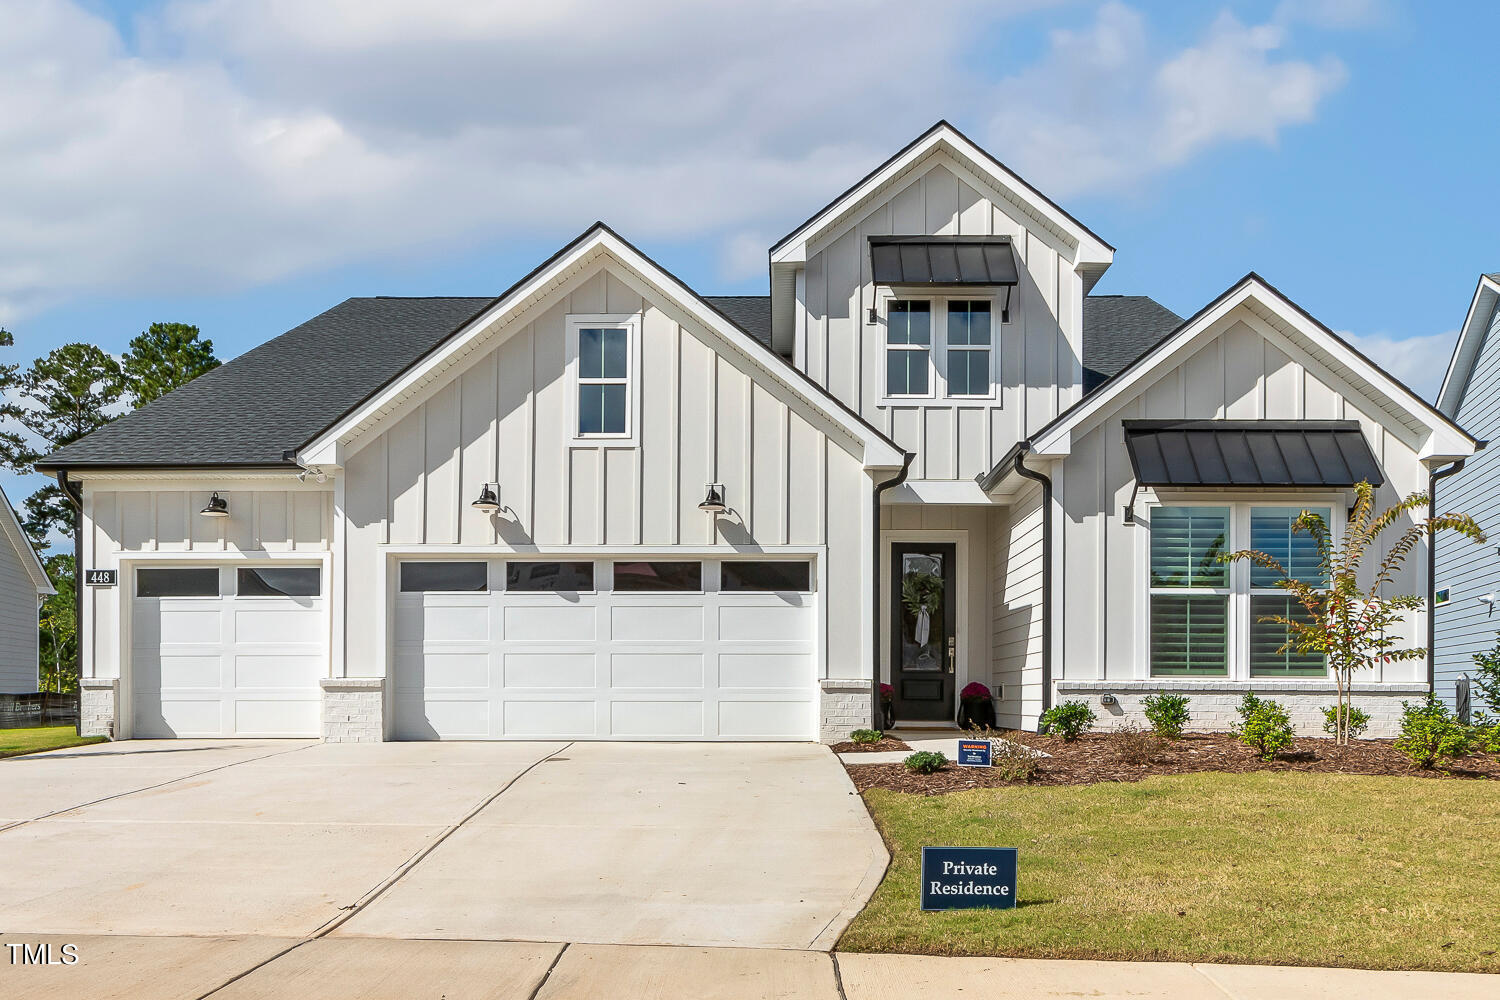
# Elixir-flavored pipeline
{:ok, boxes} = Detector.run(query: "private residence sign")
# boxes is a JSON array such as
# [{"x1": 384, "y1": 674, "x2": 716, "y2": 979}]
[{"x1": 920, "y1": 847, "x2": 1017, "y2": 910}]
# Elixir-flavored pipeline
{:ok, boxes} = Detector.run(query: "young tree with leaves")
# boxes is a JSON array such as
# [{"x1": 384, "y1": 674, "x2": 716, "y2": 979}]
[
  {"x1": 38, "y1": 553, "x2": 77, "y2": 694},
  {"x1": 120, "y1": 322, "x2": 219, "y2": 408},
  {"x1": 1222, "y1": 481, "x2": 1485, "y2": 744}
]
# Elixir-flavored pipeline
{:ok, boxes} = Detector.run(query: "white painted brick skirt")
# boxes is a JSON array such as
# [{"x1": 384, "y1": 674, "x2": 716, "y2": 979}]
[
  {"x1": 319, "y1": 678, "x2": 385, "y2": 742},
  {"x1": 1054, "y1": 680, "x2": 1429, "y2": 738},
  {"x1": 79, "y1": 677, "x2": 118, "y2": 739},
  {"x1": 820, "y1": 678, "x2": 875, "y2": 743}
]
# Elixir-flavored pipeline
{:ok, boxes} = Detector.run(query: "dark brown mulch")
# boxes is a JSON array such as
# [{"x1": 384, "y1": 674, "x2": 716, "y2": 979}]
[
  {"x1": 831, "y1": 737, "x2": 912, "y2": 753},
  {"x1": 846, "y1": 731, "x2": 1500, "y2": 795}
]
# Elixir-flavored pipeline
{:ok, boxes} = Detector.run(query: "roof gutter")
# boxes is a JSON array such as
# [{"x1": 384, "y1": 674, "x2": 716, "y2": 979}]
[
  {"x1": 55, "y1": 470, "x2": 84, "y2": 737},
  {"x1": 871, "y1": 453, "x2": 916, "y2": 729},
  {"x1": 1009, "y1": 445, "x2": 1054, "y2": 725},
  {"x1": 1428, "y1": 445, "x2": 1484, "y2": 693}
]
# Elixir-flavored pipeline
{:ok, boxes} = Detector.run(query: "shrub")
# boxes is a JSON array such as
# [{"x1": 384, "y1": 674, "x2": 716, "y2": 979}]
[
  {"x1": 1112, "y1": 722, "x2": 1166, "y2": 765},
  {"x1": 1321, "y1": 704, "x2": 1370, "y2": 740},
  {"x1": 1472, "y1": 721, "x2": 1500, "y2": 754},
  {"x1": 991, "y1": 740, "x2": 1040, "y2": 782},
  {"x1": 1395, "y1": 697, "x2": 1471, "y2": 769},
  {"x1": 1141, "y1": 691, "x2": 1191, "y2": 739},
  {"x1": 849, "y1": 729, "x2": 883, "y2": 745},
  {"x1": 903, "y1": 750, "x2": 947, "y2": 774},
  {"x1": 1232, "y1": 691, "x2": 1294, "y2": 761},
  {"x1": 960, "y1": 681, "x2": 992, "y2": 703},
  {"x1": 1039, "y1": 700, "x2": 1096, "y2": 741}
]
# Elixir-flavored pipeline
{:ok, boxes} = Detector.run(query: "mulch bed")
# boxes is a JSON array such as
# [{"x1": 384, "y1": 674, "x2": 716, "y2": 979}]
[
  {"x1": 846, "y1": 730, "x2": 1500, "y2": 795},
  {"x1": 831, "y1": 737, "x2": 913, "y2": 753}
]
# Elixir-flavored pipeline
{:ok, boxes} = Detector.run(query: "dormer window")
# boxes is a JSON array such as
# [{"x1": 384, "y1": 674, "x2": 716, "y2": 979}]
[
  {"x1": 568, "y1": 314, "x2": 640, "y2": 443},
  {"x1": 886, "y1": 300, "x2": 932, "y2": 397},
  {"x1": 945, "y1": 300, "x2": 992, "y2": 397}
]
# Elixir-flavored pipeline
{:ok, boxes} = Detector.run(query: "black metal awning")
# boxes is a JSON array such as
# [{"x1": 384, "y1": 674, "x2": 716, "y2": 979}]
[
  {"x1": 869, "y1": 236, "x2": 1019, "y2": 286},
  {"x1": 1122, "y1": 420, "x2": 1385, "y2": 488}
]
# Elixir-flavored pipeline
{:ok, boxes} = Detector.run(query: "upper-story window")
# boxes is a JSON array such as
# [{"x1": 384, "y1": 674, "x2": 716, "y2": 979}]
[
  {"x1": 882, "y1": 297, "x2": 996, "y2": 401},
  {"x1": 568, "y1": 314, "x2": 640, "y2": 443},
  {"x1": 885, "y1": 300, "x2": 931, "y2": 396},
  {"x1": 946, "y1": 301, "x2": 992, "y2": 397}
]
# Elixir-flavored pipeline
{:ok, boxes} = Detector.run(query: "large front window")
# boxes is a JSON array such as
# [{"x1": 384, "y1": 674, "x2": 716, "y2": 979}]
[{"x1": 1148, "y1": 503, "x2": 1331, "y2": 678}]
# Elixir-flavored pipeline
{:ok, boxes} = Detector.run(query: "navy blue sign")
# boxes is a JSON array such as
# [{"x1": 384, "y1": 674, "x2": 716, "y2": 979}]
[
  {"x1": 921, "y1": 847, "x2": 1017, "y2": 911},
  {"x1": 957, "y1": 739, "x2": 992, "y2": 767}
]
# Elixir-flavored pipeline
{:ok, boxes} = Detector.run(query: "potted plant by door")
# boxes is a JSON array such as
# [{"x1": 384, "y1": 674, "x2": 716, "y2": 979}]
[
  {"x1": 958, "y1": 681, "x2": 995, "y2": 730},
  {"x1": 880, "y1": 683, "x2": 895, "y2": 729}
]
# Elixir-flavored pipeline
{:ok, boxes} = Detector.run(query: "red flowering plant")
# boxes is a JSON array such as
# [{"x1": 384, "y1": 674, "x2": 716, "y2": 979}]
[
  {"x1": 1221, "y1": 481, "x2": 1484, "y2": 745},
  {"x1": 960, "y1": 681, "x2": 992, "y2": 705},
  {"x1": 879, "y1": 683, "x2": 895, "y2": 705}
]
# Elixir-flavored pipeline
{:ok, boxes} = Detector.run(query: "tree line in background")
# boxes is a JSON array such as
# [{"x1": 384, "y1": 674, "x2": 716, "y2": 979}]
[{"x1": 0, "y1": 323, "x2": 220, "y2": 692}]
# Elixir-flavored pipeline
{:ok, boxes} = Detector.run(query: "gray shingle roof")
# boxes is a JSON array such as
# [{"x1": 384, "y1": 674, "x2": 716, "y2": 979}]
[
  {"x1": 1082, "y1": 294, "x2": 1183, "y2": 394},
  {"x1": 704, "y1": 296, "x2": 772, "y2": 346}
]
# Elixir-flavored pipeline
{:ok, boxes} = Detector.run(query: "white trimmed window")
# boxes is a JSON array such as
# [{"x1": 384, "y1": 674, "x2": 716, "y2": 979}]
[
  {"x1": 568, "y1": 314, "x2": 640, "y2": 442},
  {"x1": 1147, "y1": 502, "x2": 1332, "y2": 679},
  {"x1": 885, "y1": 300, "x2": 932, "y2": 396},
  {"x1": 945, "y1": 300, "x2": 992, "y2": 397}
]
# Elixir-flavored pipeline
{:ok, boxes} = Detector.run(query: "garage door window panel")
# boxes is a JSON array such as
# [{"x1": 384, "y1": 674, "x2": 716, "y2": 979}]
[
  {"x1": 137, "y1": 567, "x2": 220, "y2": 598},
  {"x1": 401, "y1": 562, "x2": 488, "y2": 593},
  {"x1": 507, "y1": 561, "x2": 595, "y2": 592},
  {"x1": 613, "y1": 561, "x2": 702, "y2": 592},
  {"x1": 238, "y1": 567, "x2": 321, "y2": 598},
  {"x1": 721, "y1": 561, "x2": 812, "y2": 593}
]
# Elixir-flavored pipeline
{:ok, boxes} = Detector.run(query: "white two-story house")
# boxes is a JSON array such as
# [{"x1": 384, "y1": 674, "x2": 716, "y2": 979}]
[{"x1": 42, "y1": 122, "x2": 1476, "y2": 742}]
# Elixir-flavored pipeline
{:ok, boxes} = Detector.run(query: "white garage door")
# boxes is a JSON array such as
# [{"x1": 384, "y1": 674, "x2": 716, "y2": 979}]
[
  {"x1": 131, "y1": 565, "x2": 325, "y2": 738},
  {"x1": 394, "y1": 558, "x2": 816, "y2": 740}
]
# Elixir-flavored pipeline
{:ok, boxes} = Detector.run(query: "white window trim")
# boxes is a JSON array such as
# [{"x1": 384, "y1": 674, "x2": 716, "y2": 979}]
[
  {"x1": 876, "y1": 288, "x2": 1002, "y2": 404},
  {"x1": 881, "y1": 297, "x2": 936, "y2": 401},
  {"x1": 566, "y1": 313, "x2": 642, "y2": 446},
  {"x1": 1137, "y1": 493, "x2": 1346, "y2": 682}
]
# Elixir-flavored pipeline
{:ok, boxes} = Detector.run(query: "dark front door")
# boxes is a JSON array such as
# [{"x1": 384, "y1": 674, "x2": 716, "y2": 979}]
[{"x1": 891, "y1": 542, "x2": 957, "y2": 722}]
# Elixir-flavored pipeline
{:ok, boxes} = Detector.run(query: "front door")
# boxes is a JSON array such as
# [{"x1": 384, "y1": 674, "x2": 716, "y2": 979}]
[{"x1": 890, "y1": 543, "x2": 956, "y2": 722}]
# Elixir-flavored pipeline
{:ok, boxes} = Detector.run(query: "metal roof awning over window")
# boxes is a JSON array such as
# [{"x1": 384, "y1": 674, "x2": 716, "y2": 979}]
[
  {"x1": 869, "y1": 236, "x2": 1020, "y2": 287},
  {"x1": 1122, "y1": 420, "x2": 1385, "y2": 488}
]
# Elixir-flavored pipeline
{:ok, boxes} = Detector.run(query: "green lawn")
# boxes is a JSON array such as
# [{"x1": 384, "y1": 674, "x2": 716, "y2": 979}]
[
  {"x1": 0, "y1": 725, "x2": 106, "y2": 759},
  {"x1": 843, "y1": 773, "x2": 1500, "y2": 973}
]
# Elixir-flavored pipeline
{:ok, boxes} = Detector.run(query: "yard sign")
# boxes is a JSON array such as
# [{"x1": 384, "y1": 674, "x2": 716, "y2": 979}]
[{"x1": 921, "y1": 847, "x2": 1018, "y2": 911}]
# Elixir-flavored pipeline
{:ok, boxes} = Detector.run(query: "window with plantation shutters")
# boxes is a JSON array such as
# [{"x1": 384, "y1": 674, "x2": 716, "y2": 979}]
[
  {"x1": 1148, "y1": 506, "x2": 1229, "y2": 676},
  {"x1": 1249, "y1": 507, "x2": 1329, "y2": 676}
]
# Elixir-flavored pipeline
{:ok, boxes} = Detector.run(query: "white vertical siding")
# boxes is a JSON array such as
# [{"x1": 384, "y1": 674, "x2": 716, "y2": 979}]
[
  {"x1": 802, "y1": 158, "x2": 1083, "y2": 481},
  {"x1": 990, "y1": 484, "x2": 1044, "y2": 729}
]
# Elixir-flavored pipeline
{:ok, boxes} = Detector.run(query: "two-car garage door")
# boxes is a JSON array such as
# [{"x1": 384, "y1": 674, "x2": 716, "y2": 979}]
[{"x1": 393, "y1": 558, "x2": 817, "y2": 740}]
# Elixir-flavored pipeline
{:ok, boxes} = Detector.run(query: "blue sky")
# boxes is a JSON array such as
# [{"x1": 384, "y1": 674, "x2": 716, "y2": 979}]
[{"x1": 3, "y1": 0, "x2": 1497, "y2": 519}]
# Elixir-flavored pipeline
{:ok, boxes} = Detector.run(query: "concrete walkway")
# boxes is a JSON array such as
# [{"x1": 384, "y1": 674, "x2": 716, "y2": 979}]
[
  {"x1": 5, "y1": 937, "x2": 1496, "y2": 999},
  {"x1": 837, "y1": 730, "x2": 1046, "y2": 766}
]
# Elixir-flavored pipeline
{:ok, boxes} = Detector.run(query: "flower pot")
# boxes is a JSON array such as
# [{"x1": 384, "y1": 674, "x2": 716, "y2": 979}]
[
  {"x1": 882, "y1": 702, "x2": 895, "y2": 730},
  {"x1": 959, "y1": 699, "x2": 995, "y2": 731}
]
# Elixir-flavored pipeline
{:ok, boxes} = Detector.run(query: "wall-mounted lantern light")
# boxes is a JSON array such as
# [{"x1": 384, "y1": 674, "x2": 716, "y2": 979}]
[
  {"x1": 471, "y1": 483, "x2": 501, "y2": 514},
  {"x1": 698, "y1": 483, "x2": 727, "y2": 515},
  {"x1": 199, "y1": 492, "x2": 230, "y2": 518}
]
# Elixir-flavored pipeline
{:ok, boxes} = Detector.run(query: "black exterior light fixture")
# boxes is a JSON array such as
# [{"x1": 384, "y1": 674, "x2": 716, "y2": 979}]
[
  {"x1": 471, "y1": 483, "x2": 501, "y2": 514},
  {"x1": 698, "y1": 483, "x2": 727, "y2": 515},
  {"x1": 199, "y1": 492, "x2": 230, "y2": 518}
]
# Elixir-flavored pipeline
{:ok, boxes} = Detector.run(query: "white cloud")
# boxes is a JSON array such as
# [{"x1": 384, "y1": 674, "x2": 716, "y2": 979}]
[
  {"x1": 0, "y1": 0, "x2": 1357, "y2": 318},
  {"x1": 1339, "y1": 329, "x2": 1457, "y2": 403},
  {"x1": 985, "y1": 3, "x2": 1347, "y2": 196}
]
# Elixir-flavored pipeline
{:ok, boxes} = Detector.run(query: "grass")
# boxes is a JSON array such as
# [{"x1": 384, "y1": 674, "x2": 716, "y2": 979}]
[
  {"x1": 842, "y1": 772, "x2": 1500, "y2": 972},
  {"x1": 0, "y1": 725, "x2": 106, "y2": 759}
]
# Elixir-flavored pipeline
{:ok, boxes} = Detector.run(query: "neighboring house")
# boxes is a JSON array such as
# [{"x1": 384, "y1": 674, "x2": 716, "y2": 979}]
[
  {"x1": 0, "y1": 485, "x2": 56, "y2": 695},
  {"x1": 1434, "y1": 273, "x2": 1500, "y2": 719},
  {"x1": 38, "y1": 122, "x2": 1477, "y2": 742}
]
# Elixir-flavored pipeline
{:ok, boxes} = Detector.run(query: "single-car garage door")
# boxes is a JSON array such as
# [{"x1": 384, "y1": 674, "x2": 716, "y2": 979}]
[
  {"x1": 131, "y1": 564, "x2": 325, "y2": 738},
  {"x1": 394, "y1": 558, "x2": 816, "y2": 740}
]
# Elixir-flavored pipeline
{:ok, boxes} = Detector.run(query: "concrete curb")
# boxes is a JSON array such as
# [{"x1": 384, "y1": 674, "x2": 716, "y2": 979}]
[{"x1": 807, "y1": 745, "x2": 891, "y2": 952}]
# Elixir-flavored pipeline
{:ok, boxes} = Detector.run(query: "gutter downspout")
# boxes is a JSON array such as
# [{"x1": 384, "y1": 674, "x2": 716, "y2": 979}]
[
  {"x1": 871, "y1": 453, "x2": 916, "y2": 729},
  {"x1": 55, "y1": 470, "x2": 84, "y2": 737},
  {"x1": 1428, "y1": 450, "x2": 1479, "y2": 693},
  {"x1": 1010, "y1": 446, "x2": 1054, "y2": 728}
]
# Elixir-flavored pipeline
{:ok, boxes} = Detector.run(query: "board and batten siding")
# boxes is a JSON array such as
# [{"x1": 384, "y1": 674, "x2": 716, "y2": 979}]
[
  {"x1": 339, "y1": 262, "x2": 870, "y2": 684},
  {"x1": 1435, "y1": 301, "x2": 1500, "y2": 713},
  {"x1": 80, "y1": 482, "x2": 333, "y2": 681},
  {"x1": 0, "y1": 536, "x2": 40, "y2": 693},
  {"x1": 801, "y1": 158, "x2": 1082, "y2": 481},
  {"x1": 989, "y1": 483, "x2": 1044, "y2": 729},
  {"x1": 1056, "y1": 314, "x2": 1431, "y2": 687}
]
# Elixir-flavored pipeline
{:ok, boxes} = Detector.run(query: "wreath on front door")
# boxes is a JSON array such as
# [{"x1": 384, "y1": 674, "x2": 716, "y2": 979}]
[{"x1": 901, "y1": 571, "x2": 943, "y2": 649}]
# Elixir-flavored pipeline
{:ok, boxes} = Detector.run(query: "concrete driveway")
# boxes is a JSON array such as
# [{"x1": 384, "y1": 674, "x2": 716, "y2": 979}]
[{"x1": 0, "y1": 739, "x2": 884, "y2": 951}]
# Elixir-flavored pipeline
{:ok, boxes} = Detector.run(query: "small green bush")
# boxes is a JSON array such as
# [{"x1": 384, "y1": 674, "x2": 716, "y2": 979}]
[
  {"x1": 1471, "y1": 721, "x2": 1500, "y2": 754},
  {"x1": 1321, "y1": 704, "x2": 1370, "y2": 740},
  {"x1": 1039, "y1": 700, "x2": 1096, "y2": 742},
  {"x1": 849, "y1": 728, "x2": 883, "y2": 745},
  {"x1": 1395, "y1": 697, "x2": 1471, "y2": 769},
  {"x1": 1142, "y1": 691, "x2": 1191, "y2": 738},
  {"x1": 903, "y1": 750, "x2": 947, "y2": 774},
  {"x1": 1232, "y1": 691, "x2": 1294, "y2": 761}
]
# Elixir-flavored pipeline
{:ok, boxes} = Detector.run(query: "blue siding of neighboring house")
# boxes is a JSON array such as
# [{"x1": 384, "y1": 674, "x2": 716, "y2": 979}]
[{"x1": 1435, "y1": 301, "x2": 1500, "y2": 715}]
